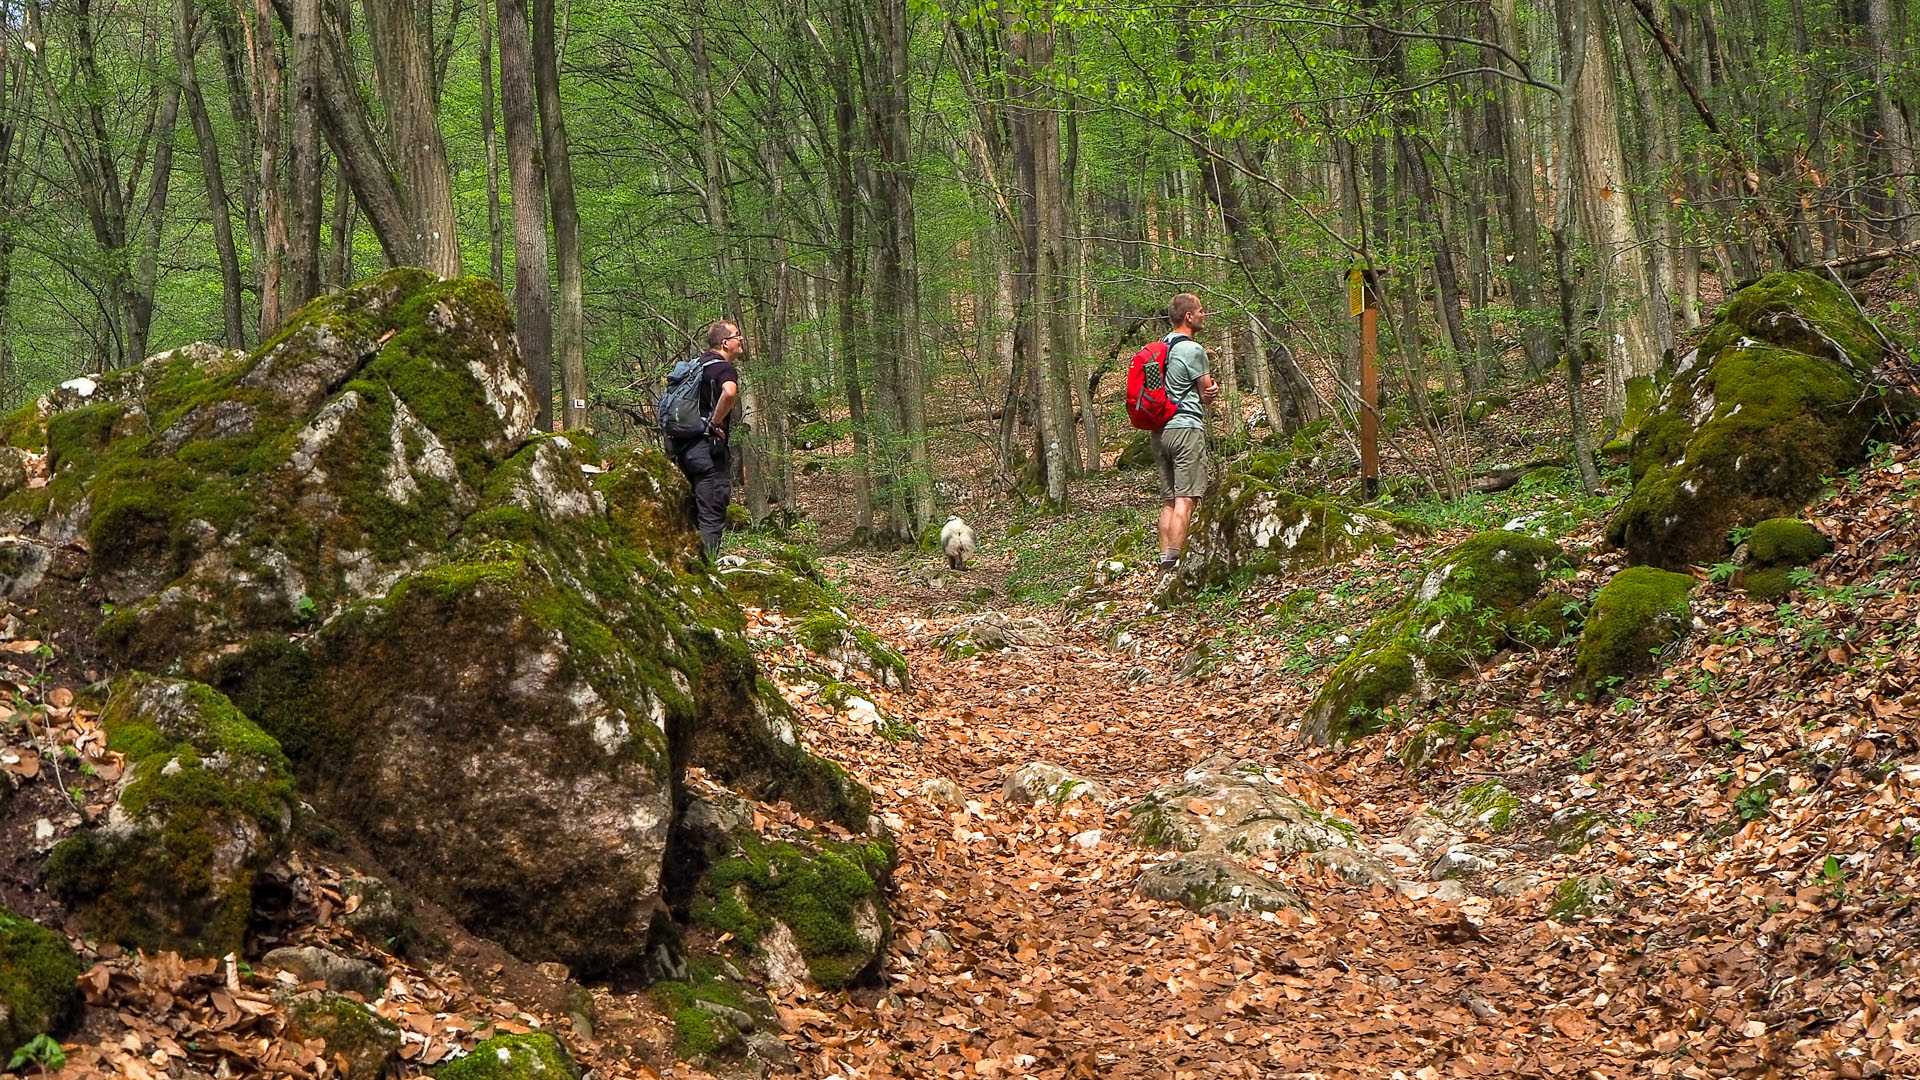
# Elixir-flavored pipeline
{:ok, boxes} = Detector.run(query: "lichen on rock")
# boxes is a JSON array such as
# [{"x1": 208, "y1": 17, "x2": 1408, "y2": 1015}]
[
  {"x1": 1606, "y1": 271, "x2": 1911, "y2": 569},
  {"x1": 1301, "y1": 531, "x2": 1575, "y2": 744},
  {"x1": 1572, "y1": 565, "x2": 1694, "y2": 698},
  {"x1": 45, "y1": 673, "x2": 295, "y2": 957}
]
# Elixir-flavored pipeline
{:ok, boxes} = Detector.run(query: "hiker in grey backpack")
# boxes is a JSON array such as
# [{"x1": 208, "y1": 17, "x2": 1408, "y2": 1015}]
[
  {"x1": 663, "y1": 320, "x2": 742, "y2": 557},
  {"x1": 1153, "y1": 293, "x2": 1218, "y2": 573}
]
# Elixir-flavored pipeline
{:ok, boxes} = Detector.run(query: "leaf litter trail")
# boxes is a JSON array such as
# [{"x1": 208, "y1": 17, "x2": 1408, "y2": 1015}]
[
  {"x1": 764, "y1": 585, "x2": 1614, "y2": 1079},
  {"x1": 760, "y1": 440, "x2": 1920, "y2": 1080}
]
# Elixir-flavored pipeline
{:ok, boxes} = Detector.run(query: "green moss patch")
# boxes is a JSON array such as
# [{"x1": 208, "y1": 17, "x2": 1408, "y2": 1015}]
[
  {"x1": 1607, "y1": 271, "x2": 1903, "y2": 569},
  {"x1": 690, "y1": 828, "x2": 893, "y2": 990},
  {"x1": 46, "y1": 674, "x2": 295, "y2": 958},
  {"x1": 1572, "y1": 566, "x2": 1694, "y2": 698},
  {"x1": 1303, "y1": 531, "x2": 1574, "y2": 744},
  {"x1": 432, "y1": 1032, "x2": 579, "y2": 1080},
  {"x1": 283, "y1": 992, "x2": 402, "y2": 1080},
  {"x1": 1746, "y1": 518, "x2": 1831, "y2": 568},
  {"x1": 0, "y1": 909, "x2": 83, "y2": 1065}
]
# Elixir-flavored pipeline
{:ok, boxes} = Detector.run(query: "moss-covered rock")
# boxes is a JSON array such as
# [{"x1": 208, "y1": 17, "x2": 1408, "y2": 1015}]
[
  {"x1": 4, "y1": 271, "x2": 879, "y2": 979},
  {"x1": 1740, "y1": 518, "x2": 1831, "y2": 600},
  {"x1": 433, "y1": 1032, "x2": 580, "y2": 1080},
  {"x1": 1158, "y1": 459, "x2": 1425, "y2": 603},
  {"x1": 1134, "y1": 853, "x2": 1305, "y2": 918},
  {"x1": 1116, "y1": 431, "x2": 1154, "y2": 470},
  {"x1": 719, "y1": 548, "x2": 909, "y2": 692},
  {"x1": 1548, "y1": 874, "x2": 1625, "y2": 921},
  {"x1": 0, "y1": 908, "x2": 83, "y2": 1064},
  {"x1": 679, "y1": 796, "x2": 892, "y2": 991},
  {"x1": 46, "y1": 674, "x2": 295, "y2": 957},
  {"x1": 1572, "y1": 566, "x2": 1694, "y2": 698},
  {"x1": 282, "y1": 992, "x2": 402, "y2": 1080},
  {"x1": 1129, "y1": 755, "x2": 1362, "y2": 855},
  {"x1": 1302, "y1": 531, "x2": 1575, "y2": 744},
  {"x1": 1607, "y1": 271, "x2": 1909, "y2": 569}
]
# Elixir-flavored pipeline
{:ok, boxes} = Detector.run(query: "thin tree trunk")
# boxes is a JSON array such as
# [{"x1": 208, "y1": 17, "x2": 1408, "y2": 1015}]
[
  {"x1": 532, "y1": 0, "x2": 583, "y2": 429},
  {"x1": 175, "y1": 0, "x2": 247, "y2": 345},
  {"x1": 285, "y1": 0, "x2": 323, "y2": 308},
  {"x1": 329, "y1": 164, "x2": 355, "y2": 287},
  {"x1": 480, "y1": 2, "x2": 504, "y2": 281},
  {"x1": 128, "y1": 85, "x2": 181, "y2": 363},
  {"x1": 364, "y1": 0, "x2": 460, "y2": 276},
  {"x1": 251, "y1": 0, "x2": 288, "y2": 333},
  {"x1": 496, "y1": 0, "x2": 553, "y2": 427}
]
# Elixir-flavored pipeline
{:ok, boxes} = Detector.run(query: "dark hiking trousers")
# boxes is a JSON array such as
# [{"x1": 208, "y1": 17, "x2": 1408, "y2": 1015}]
[{"x1": 672, "y1": 436, "x2": 732, "y2": 555}]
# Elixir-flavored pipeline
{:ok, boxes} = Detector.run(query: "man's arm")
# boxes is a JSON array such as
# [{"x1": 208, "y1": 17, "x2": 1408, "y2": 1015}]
[
  {"x1": 1194, "y1": 344, "x2": 1219, "y2": 404},
  {"x1": 711, "y1": 381, "x2": 739, "y2": 434}
]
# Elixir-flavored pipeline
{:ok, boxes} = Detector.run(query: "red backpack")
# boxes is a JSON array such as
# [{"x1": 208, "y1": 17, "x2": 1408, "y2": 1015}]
[{"x1": 1125, "y1": 333, "x2": 1188, "y2": 431}]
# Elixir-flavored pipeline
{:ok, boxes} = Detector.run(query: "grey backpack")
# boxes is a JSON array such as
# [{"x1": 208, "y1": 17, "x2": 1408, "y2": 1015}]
[{"x1": 657, "y1": 356, "x2": 716, "y2": 439}]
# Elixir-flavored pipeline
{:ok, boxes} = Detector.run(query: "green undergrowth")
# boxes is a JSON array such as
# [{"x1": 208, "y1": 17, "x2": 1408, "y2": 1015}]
[
  {"x1": 648, "y1": 955, "x2": 760, "y2": 1060},
  {"x1": 1003, "y1": 505, "x2": 1154, "y2": 605},
  {"x1": 1385, "y1": 462, "x2": 1627, "y2": 540}
]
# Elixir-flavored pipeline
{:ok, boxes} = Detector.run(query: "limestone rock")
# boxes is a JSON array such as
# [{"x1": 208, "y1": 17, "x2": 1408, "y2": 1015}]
[
  {"x1": 45, "y1": 674, "x2": 295, "y2": 958},
  {"x1": 0, "y1": 908, "x2": 83, "y2": 1064},
  {"x1": 1135, "y1": 854, "x2": 1305, "y2": 917},
  {"x1": 935, "y1": 612, "x2": 1056, "y2": 659},
  {"x1": 1159, "y1": 455, "x2": 1424, "y2": 603},
  {"x1": 1129, "y1": 755, "x2": 1360, "y2": 856},
  {"x1": 1608, "y1": 271, "x2": 1913, "y2": 569},
  {"x1": 1303, "y1": 531, "x2": 1575, "y2": 745},
  {"x1": 1306, "y1": 846, "x2": 1399, "y2": 889},
  {"x1": 720, "y1": 548, "x2": 910, "y2": 692},
  {"x1": 1, "y1": 271, "x2": 876, "y2": 977},
  {"x1": 281, "y1": 992, "x2": 402, "y2": 1080},
  {"x1": 1549, "y1": 874, "x2": 1626, "y2": 921},
  {"x1": 1572, "y1": 566, "x2": 1694, "y2": 697},
  {"x1": 1428, "y1": 844, "x2": 1513, "y2": 881},
  {"x1": 678, "y1": 795, "x2": 894, "y2": 991},
  {"x1": 339, "y1": 876, "x2": 413, "y2": 947},
  {"x1": 1740, "y1": 517, "x2": 1832, "y2": 601},
  {"x1": 1002, "y1": 762, "x2": 1106, "y2": 807},
  {"x1": 261, "y1": 946, "x2": 387, "y2": 999},
  {"x1": 918, "y1": 778, "x2": 965, "y2": 809}
]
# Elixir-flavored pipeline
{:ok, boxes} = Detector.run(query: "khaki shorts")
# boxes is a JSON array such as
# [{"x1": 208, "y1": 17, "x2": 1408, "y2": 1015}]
[{"x1": 1152, "y1": 427, "x2": 1211, "y2": 500}]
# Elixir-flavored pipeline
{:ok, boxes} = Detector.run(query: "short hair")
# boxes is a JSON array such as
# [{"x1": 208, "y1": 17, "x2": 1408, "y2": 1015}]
[
  {"x1": 705, "y1": 320, "x2": 738, "y2": 348},
  {"x1": 1168, "y1": 293, "x2": 1202, "y2": 327}
]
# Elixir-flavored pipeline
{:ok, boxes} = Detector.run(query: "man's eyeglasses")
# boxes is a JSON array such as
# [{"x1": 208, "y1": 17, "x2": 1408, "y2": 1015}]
[{"x1": 725, "y1": 333, "x2": 744, "y2": 342}]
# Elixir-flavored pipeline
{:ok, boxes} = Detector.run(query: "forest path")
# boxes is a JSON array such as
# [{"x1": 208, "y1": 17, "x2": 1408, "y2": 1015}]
[{"x1": 778, "y1": 565, "x2": 1609, "y2": 1080}]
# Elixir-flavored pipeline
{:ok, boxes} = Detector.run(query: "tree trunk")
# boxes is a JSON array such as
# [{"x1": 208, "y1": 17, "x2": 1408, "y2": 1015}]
[
  {"x1": 364, "y1": 0, "x2": 461, "y2": 276},
  {"x1": 252, "y1": 0, "x2": 288, "y2": 333},
  {"x1": 496, "y1": 0, "x2": 553, "y2": 427},
  {"x1": 1482, "y1": 0, "x2": 1555, "y2": 374},
  {"x1": 533, "y1": 0, "x2": 583, "y2": 429},
  {"x1": 285, "y1": 0, "x2": 324, "y2": 309},
  {"x1": 1865, "y1": 0, "x2": 1915, "y2": 241},
  {"x1": 128, "y1": 85, "x2": 181, "y2": 363},
  {"x1": 1569, "y1": 0, "x2": 1661, "y2": 429},
  {"x1": 480, "y1": 2, "x2": 504, "y2": 281},
  {"x1": 175, "y1": 0, "x2": 248, "y2": 345}
]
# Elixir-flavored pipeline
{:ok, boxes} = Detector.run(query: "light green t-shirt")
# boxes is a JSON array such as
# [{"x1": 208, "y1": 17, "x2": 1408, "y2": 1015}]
[{"x1": 1162, "y1": 336, "x2": 1210, "y2": 430}]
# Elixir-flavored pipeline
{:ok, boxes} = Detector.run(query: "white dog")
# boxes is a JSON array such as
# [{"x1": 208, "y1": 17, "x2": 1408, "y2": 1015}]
[{"x1": 939, "y1": 516, "x2": 975, "y2": 570}]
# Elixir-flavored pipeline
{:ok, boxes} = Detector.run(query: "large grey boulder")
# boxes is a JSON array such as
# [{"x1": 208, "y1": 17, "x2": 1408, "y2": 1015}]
[{"x1": 2, "y1": 271, "x2": 870, "y2": 977}]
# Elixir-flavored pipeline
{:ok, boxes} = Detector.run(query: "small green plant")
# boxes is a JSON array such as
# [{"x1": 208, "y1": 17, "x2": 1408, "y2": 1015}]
[
  {"x1": 1821, "y1": 855, "x2": 1848, "y2": 898},
  {"x1": 1573, "y1": 747, "x2": 1596, "y2": 772},
  {"x1": 1627, "y1": 810, "x2": 1656, "y2": 828},
  {"x1": 1734, "y1": 784, "x2": 1773, "y2": 823},
  {"x1": 7, "y1": 1034, "x2": 67, "y2": 1072},
  {"x1": 295, "y1": 594, "x2": 317, "y2": 622},
  {"x1": 1709, "y1": 561, "x2": 1739, "y2": 584}
]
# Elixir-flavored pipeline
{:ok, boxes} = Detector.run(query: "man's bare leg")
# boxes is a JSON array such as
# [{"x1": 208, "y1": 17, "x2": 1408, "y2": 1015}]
[{"x1": 1159, "y1": 496, "x2": 1196, "y2": 567}]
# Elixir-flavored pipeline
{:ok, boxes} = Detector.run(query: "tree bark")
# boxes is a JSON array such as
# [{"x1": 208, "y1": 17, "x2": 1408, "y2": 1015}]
[
  {"x1": 251, "y1": 0, "x2": 289, "y2": 333},
  {"x1": 496, "y1": 0, "x2": 553, "y2": 427},
  {"x1": 533, "y1": 0, "x2": 583, "y2": 429},
  {"x1": 364, "y1": 0, "x2": 461, "y2": 276},
  {"x1": 480, "y1": 2, "x2": 505, "y2": 281},
  {"x1": 175, "y1": 0, "x2": 248, "y2": 345},
  {"x1": 285, "y1": 0, "x2": 324, "y2": 309}
]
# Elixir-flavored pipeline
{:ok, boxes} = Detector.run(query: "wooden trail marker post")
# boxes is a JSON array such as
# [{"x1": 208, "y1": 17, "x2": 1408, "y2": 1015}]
[{"x1": 1351, "y1": 267, "x2": 1380, "y2": 500}]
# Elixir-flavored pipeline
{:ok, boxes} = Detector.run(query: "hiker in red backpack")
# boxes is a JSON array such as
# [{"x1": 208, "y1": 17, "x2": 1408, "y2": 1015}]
[{"x1": 1150, "y1": 293, "x2": 1217, "y2": 572}]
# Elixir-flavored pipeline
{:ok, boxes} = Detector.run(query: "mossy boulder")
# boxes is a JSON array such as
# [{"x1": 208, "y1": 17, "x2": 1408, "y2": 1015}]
[
  {"x1": 1302, "y1": 531, "x2": 1575, "y2": 744},
  {"x1": 1129, "y1": 755, "x2": 1364, "y2": 857},
  {"x1": 1741, "y1": 517, "x2": 1831, "y2": 601},
  {"x1": 46, "y1": 674, "x2": 295, "y2": 957},
  {"x1": 1159, "y1": 459, "x2": 1425, "y2": 602},
  {"x1": 433, "y1": 1032, "x2": 580, "y2": 1080},
  {"x1": 4, "y1": 271, "x2": 875, "y2": 978},
  {"x1": 1133, "y1": 854, "x2": 1305, "y2": 918},
  {"x1": 0, "y1": 908, "x2": 83, "y2": 1064},
  {"x1": 1572, "y1": 566, "x2": 1694, "y2": 698},
  {"x1": 1117, "y1": 431, "x2": 1154, "y2": 470},
  {"x1": 719, "y1": 549, "x2": 909, "y2": 692},
  {"x1": 282, "y1": 992, "x2": 402, "y2": 1080},
  {"x1": 677, "y1": 795, "x2": 893, "y2": 991},
  {"x1": 1607, "y1": 271, "x2": 1909, "y2": 570}
]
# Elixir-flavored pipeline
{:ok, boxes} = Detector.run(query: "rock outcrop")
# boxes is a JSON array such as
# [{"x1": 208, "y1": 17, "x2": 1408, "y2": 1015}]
[
  {"x1": 1, "y1": 271, "x2": 872, "y2": 976},
  {"x1": 1607, "y1": 271, "x2": 1911, "y2": 569},
  {"x1": 1302, "y1": 531, "x2": 1576, "y2": 744},
  {"x1": 46, "y1": 674, "x2": 295, "y2": 957},
  {"x1": 1160, "y1": 452, "x2": 1424, "y2": 603},
  {"x1": 1739, "y1": 517, "x2": 1832, "y2": 601}
]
